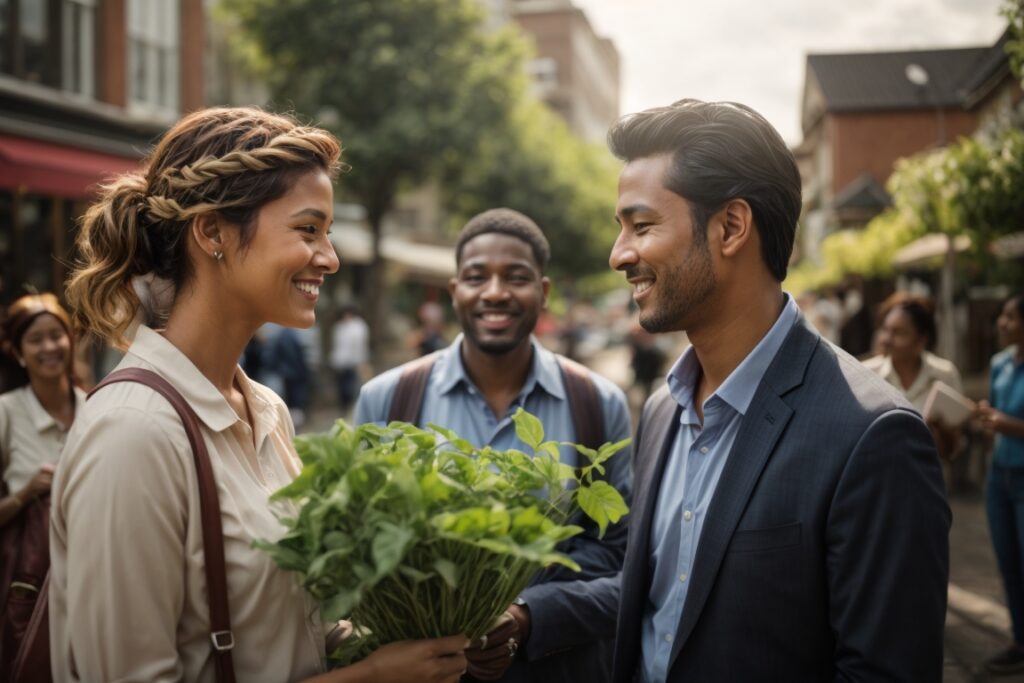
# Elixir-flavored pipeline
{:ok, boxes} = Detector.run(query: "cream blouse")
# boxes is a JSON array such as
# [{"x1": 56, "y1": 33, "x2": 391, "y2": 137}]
[
  {"x1": 863, "y1": 350, "x2": 964, "y2": 413},
  {"x1": 0, "y1": 384, "x2": 85, "y2": 494},
  {"x1": 49, "y1": 326, "x2": 326, "y2": 682}
]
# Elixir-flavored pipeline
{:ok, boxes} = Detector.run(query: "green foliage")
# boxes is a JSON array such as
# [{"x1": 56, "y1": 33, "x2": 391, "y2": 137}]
[
  {"x1": 1003, "y1": 0, "x2": 1024, "y2": 83},
  {"x1": 258, "y1": 411, "x2": 629, "y2": 665},
  {"x1": 786, "y1": 127, "x2": 1024, "y2": 292},
  {"x1": 442, "y1": 97, "x2": 622, "y2": 278}
]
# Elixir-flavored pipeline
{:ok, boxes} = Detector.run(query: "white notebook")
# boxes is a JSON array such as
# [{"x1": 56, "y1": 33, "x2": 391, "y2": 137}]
[{"x1": 922, "y1": 381, "x2": 975, "y2": 428}]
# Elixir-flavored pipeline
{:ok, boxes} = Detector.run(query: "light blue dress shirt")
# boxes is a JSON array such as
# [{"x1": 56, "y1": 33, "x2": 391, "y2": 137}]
[
  {"x1": 355, "y1": 334, "x2": 632, "y2": 485},
  {"x1": 640, "y1": 295, "x2": 798, "y2": 683}
]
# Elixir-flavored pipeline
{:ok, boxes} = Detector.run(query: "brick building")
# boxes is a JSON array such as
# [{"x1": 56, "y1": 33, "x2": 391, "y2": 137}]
[
  {"x1": 0, "y1": 0, "x2": 204, "y2": 305},
  {"x1": 511, "y1": 0, "x2": 619, "y2": 142},
  {"x1": 794, "y1": 31, "x2": 1021, "y2": 261}
]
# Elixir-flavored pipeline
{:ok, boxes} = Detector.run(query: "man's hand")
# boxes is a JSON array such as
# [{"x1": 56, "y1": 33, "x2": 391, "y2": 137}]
[{"x1": 464, "y1": 606, "x2": 529, "y2": 681}]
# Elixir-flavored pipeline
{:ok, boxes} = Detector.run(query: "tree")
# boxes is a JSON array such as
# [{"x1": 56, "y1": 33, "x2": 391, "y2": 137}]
[
  {"x1": 441, "y1": 97, "x2": 621, "y2": 282},
  {"x1": 224, "y1": 0, "x2": 526, "y2": 339}
]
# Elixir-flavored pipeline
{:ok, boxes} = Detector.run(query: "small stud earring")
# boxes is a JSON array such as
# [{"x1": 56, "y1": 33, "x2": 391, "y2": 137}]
[
  {"x1": 213, "y1": 250, "x2": 224, "y2": 262},
  {"x1": 16, "y1": 357, "x2": 26, "y2": 368}
]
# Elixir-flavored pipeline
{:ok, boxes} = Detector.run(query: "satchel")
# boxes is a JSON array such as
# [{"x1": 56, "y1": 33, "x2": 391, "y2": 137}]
[
  {"x1": 0, "y1": 490, "x2": 50, "y2": 682},
  {"x1": 11, "y1": 368, "x2": 238, "y2": 683}
]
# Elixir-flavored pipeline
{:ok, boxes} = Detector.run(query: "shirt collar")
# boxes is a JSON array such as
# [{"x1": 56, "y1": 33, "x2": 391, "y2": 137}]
[
  {"x1": 125, "y1": 326, "x2": 270, "y2": 434},
  {"x1": 436, "y1": 334, "x2": 566, "y2": 401},
  {"x1": 665, "y1": 293, "x2": 799, "y2": 418},
  {"x1": 21, "y1": 385, "x2": 86, "y2": 433}
]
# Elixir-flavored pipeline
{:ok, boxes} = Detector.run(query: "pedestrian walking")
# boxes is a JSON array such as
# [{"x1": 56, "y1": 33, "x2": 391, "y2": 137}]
[
  {"x1": 53, "y1": 106, "x2": 467, "y2": 683},
  {"x1": 329, "y1": 305, "x2": 369, "y2": 414}
]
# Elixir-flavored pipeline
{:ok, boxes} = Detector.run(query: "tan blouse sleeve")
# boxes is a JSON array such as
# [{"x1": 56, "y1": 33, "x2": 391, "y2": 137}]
[{"x1": 58, "y1": 406, "x2": 191, "y2": 682}]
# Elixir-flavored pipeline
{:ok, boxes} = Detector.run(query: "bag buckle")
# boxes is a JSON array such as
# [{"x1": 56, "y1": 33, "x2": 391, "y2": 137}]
[{"x1": 211, "y1": 630, "x2": 234, "y2": 651}]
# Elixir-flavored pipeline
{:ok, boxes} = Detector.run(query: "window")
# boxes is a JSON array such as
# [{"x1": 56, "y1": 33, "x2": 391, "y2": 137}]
[
  {"x1": 0, "y1": 0, "x2": 59, "y2": 86},
  {"x1": 62, "y1": 0, "x2": 95, "y2": 98},
  {"x1": 127, "y1": 0, "x2": 180, "y2": 117}
]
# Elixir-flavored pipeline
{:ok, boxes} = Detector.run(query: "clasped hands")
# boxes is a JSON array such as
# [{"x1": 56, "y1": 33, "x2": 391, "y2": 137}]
[{"x1": 464, "y1": 603, "x2": 531, "y2": 681}]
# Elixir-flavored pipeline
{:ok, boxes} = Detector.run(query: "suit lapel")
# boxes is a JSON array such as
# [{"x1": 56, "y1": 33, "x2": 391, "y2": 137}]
[
  {"x1": 668, "y1": 319, "x2": 820, "y2": 667},
  {"x1": 614, "y1": 387, "x2": 681, "y2": 680}
]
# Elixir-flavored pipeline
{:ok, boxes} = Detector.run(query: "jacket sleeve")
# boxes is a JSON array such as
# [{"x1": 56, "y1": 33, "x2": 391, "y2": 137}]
[
  {"x1": 518, "y1": 384, "x2": 634, "y2": 659},
  {"x1": 827, "y1": 408, "x2": 950, "y2": 682},
  {"x1": 518, "y1": 574, "x2": 621, "y2": 661}
]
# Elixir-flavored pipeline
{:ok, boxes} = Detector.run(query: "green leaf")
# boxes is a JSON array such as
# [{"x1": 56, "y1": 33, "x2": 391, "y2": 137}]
[
  {"x1": 433, "y1": 558, "x2": 459, "y2": 589},
  {"x1": 513, "y1": 408, "x2": 545, "y2": 450},
  {"x1": 576, "y1": 481, "x2": 629, "y2": 538},
  {"x1": 371, "y1": 522, "x2": 414, "y2": 578}
]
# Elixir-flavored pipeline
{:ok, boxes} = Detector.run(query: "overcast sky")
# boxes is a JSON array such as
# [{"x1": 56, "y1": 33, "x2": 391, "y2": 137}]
[{"x1": 573, "y1": 0, "x2": 1008, "y2": 144}]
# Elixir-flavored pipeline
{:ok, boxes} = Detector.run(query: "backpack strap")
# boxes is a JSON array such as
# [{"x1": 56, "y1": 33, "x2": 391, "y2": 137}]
[
  {"x1": 87, "y1": 368, "x2": 237, "y2": 683},
  {"x1": 386, "y1": 352, "x2": 441, "y2": 424},
  {"x1": 556, "y1": 355, "x2": 604, "y2": 450}
]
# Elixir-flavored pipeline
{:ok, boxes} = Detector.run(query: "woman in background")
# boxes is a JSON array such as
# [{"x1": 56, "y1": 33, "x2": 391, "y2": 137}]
[
  {"x1": 979, "y1": 293, "x2": 1024, "y2": 675},
  {"x1": 0, "y1": 293, "x2": 81, "y2": 526},
  {"x1": 864, "y1": 293, "x2": 963, "y2": 462},
  {"x1": 0, "y1": 293, "x2": 82, "y2": 679},
  {"x1": 53, "y1": 107, "x2": 466, "y2": 683}
]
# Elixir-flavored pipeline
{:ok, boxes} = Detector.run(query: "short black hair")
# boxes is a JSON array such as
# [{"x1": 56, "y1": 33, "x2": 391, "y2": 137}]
[
  {"x1": 607, "y1": 99, "x2": 802, "y2": 281},
  {"x1": 455, "y1": 208, "x2": 550, "y2": 271}
]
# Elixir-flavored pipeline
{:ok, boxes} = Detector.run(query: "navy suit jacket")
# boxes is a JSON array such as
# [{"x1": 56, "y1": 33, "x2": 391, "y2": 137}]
[{"x1": 530, "y1": 317, "x2": 951, "y2": 682}]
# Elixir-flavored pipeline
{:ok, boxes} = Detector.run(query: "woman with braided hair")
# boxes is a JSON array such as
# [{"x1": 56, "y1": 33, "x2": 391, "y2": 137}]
[{"x1": 50, "y1": 108, "x2": 468, "y2": 683}]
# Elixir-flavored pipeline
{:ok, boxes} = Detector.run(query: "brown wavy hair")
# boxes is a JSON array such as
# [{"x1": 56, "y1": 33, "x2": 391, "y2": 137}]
[{"x1": 66, "y1": 107, "x2": 343, "y2": 347}]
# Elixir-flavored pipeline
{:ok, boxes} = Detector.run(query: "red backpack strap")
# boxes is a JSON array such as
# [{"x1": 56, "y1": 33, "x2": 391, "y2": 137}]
[
  {"x1": 386, "y1": 352, "x2": 440, "y2": 424},
  {"x1": 88, "y1": 368, "x2": 236, "y2": 683},
  {"x1": 556, "y1": 355, "x2": 605, "y2": 451}
]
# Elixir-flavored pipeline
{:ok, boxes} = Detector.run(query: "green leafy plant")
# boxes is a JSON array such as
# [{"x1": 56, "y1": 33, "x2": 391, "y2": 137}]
[{"x1": 258, "y1": 409, "x2": 629, "y2": 665}]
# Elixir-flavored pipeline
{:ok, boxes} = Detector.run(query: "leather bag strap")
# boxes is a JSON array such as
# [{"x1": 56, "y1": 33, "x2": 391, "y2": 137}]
[
  {"x1": 556, "y1": 355, "x2": 604, "y2": 450},
  {"x1": 386, "y1": 352, "x2": 441, "y2": 424},
  {"x1": 89, "y1": 368, "x2": 236, "y2": 683}
]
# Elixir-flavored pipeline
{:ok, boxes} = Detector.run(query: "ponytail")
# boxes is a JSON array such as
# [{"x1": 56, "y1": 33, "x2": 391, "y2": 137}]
[{"x1": 66, "y1": 173, "x2": 152, "y2": 348}]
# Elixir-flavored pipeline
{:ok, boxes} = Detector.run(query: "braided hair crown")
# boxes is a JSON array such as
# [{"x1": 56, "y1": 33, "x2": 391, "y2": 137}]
[{"x1": 67, "y1": 107, "x2": 343, "y2": 346}]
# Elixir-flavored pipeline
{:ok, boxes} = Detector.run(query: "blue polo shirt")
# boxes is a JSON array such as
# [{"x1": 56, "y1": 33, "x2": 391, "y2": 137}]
[{"x1": 992, "y1": 346, "x2": 1024, "y2": 468}]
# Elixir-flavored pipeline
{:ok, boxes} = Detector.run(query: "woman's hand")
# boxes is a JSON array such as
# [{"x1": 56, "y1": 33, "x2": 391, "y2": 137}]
[
  {"x1": 18, "y1": 463, "x2": 55, "y2": 502},
  {"x1": 363, "y1": 635, "x2": 469, "y2": 683}
]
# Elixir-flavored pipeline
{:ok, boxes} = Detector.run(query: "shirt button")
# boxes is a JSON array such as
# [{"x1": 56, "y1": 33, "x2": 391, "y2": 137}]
[
  {"x1": 683, "y1": 510, "x2": 692, "y2": 522},
  {"x1": 664, "y1": 633, "x2": 673, "y2": 642},
  {"x1": 699, "y1": 446, "x2": 709, "y2": 454},
  {"x1": 679, "y1": 573, "x2": 687, "y2": 583}
]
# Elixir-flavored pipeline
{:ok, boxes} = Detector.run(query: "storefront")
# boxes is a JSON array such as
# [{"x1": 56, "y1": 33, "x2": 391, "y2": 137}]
[{"x1": 0, "y1": 133, "x2": 142, "y2": 305}]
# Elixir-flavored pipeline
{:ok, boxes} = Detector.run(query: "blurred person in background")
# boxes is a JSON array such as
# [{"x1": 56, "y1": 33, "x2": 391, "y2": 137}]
[
  {"x1": 53, "y1": 106, "x2": 467, "y2": 683},
  {"x1": 864, "y1": 293, "x2": 963, "y2": 464},
  {"x1": 413, "y1": 300, "x2": 448, "y2": 357},
  {"x1": 329, "y1": 304, "x2": 369, "y2": 415},
  {"x1": 261, "y1": 323, "x2": 312, "y2": 430},
  {"x1": 628, "y1": 321, "x2": 666, "y2": 403},
  {"x1": 978, "y1": 293, "x2": 1024, "y2": 675},
  {"x1": 0, "y1": 293, "x2": 82, "y2": 679}
]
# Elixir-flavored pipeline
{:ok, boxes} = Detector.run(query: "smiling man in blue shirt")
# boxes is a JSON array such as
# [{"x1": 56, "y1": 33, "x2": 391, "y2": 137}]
[{"x1": 355, "y1": 208, "x2": 632, "y2": 683}]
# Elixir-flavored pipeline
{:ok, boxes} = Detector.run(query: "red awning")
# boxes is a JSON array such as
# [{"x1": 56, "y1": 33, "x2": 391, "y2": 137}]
[{"x1": 0, "y1": 134, "x2": 142, "y2": 200}]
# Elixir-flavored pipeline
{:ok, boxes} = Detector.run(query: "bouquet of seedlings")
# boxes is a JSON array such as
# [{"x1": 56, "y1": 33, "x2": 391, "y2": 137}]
[{"x1": 258, "y1": 409, "x2": 629, "y2": 665}]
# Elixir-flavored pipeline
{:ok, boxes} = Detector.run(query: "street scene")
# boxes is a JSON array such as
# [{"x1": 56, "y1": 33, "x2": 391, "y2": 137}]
[{"x1": 1, "y1": 0, "x2": 1023, "y2": 681}]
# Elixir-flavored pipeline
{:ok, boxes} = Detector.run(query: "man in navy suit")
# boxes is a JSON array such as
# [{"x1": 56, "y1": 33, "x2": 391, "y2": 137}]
[{"x1": 527, "y1": 99, "x2": 950, "y2": 682}]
